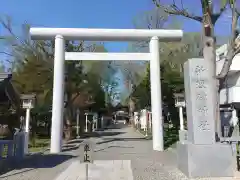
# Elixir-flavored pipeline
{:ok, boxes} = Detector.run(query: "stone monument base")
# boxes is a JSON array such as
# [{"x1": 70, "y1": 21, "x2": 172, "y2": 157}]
[
  {"x1": 177, "y1": 141, "x2": 234, "y2": 178},
  {"x1": 178, "y1": 130, "x2": 188, "y2": 142}
]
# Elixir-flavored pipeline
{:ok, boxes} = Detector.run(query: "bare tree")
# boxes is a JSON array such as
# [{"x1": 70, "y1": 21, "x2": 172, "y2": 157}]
[
  {"x1": 117, "y1": 9, "x2": 169, "y2": 96},
  {"x1": 0, "y1": 16, "x2": 119, "y2": 139},
  {"x1": 152, "y1": 0, "x2": 240, "y2": 138}
]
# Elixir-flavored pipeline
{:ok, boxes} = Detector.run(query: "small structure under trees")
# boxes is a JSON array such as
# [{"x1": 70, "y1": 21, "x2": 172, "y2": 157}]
[
  {"x1": 152, "y1": 0, "x2": 240, "y2": 145},
  {"x1": 0, "y1": 73, "x2": 21, "y2": 139},
  {"x1": 30, "y1": 27, "x2": 183, "y2": 153}
]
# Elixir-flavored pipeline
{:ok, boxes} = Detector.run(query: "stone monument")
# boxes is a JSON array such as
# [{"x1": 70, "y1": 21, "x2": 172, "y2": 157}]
[
  {"x1": 177, "y1": 58, "x2": 234, "y2": 178},
  {"x1": 174, "y1": 93, "x2": 187, "y2": 142},
  {"x1": 79, "y1": 140, "x2": 95, "y2": 163}
]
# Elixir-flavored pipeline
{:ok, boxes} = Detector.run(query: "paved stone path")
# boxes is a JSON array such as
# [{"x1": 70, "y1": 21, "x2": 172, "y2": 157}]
[
  {"x1": 55, "y1": 160, "x2": 134, "y2": 180},
  {"x1": 1, "y1": 122, "x2": 240, "y2": 180}
]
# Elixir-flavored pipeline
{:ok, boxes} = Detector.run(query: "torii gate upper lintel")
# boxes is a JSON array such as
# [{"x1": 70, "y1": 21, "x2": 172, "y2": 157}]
[{"x1": 29, "y1": 28, "x2": 183, "y2": 153}]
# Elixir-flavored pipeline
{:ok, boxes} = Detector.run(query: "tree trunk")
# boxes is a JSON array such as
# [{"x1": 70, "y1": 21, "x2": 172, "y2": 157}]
[
  {"x1": 129, "y1": 98, "x2": 135, "y2": 124},
  {"x1": 79, "y1": 109, "x2": 85, "y2": 133},
  {"x1": 47, "y1": 121, "x2": 51, "y2": 137},
  {"x1": 64, "y1": 119, "x2": 72, "y2": 140},
  {"x1": 203, "y1": 36, "x2": 220, "y2": 140},
  {"x1": 63, "y1": 107, "x2": 73, "y2": 140},
  {"x1": 201, "y1": 6, "x2": 221, "y2": 139},
  {"x1": 31, "y1": 115, "x2": 37, "y2": 145}
]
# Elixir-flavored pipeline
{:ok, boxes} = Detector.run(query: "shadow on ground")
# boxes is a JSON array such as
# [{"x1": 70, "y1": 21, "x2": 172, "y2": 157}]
[
  {"x1": 164, "y1": 128, "x2": 179, "y2": 149},
  {"x1": 94, "y1": 145, "x2": 134, "y2": 152},
  {"x1": 80, "y1": 131, "x2": 125, "y2": 138},
  {"x1": 136, "y1": 127, "x2": 179, "y2": 149},
  {"x1": 34, "y1": 140, "x2": 83, "y2": 154},
  {"x1": 96, "y1": 137, "x2": 148, "y2": 145},
  {"x1": 65, "y1": 139, "x2": 83, "y2": 145},
  {"x1": 104, "y1": 123, "x2": 128, "y2": 130},
  {"x1": 104, "y1": 126, "x2": 122, "y2": 130},
  {"x1": 62, "y1": 144, "x2": 81, "y2": 152},
  {"x1": 0, "y1": 154, "x2": 76, "y2": 177}
]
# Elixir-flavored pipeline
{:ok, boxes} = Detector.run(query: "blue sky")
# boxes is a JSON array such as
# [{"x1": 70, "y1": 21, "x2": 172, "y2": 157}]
[
  {"x1": 0, "y1": 0, "x2": 154, "y2": 52},
  {"x1": 0, "y1": 0, "x2": 234, "y2": 101},
  {"x1": 0, "y1": 0, "x2": 232, "y2": 52}
]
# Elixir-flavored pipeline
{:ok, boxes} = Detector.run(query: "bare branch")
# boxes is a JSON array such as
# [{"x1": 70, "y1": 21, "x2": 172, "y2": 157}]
[
  {"x1": 211, "y1": 1, "x2": 228, "y2": 24},
  {"x1": 0, "y1": 17, "x2": 23, "y2": 45},
  {"x1": 217, "y1": 2, "x2": 240, "y2": 80},
  {"x1": 152, "y1": 0, "x2": 202, "y2": 22},
  {"x1": 152, "y1": 0, "x2": 228, "y2": 25},
  {"x1": 180, "y1": 0, "x2": 184, "y2": 9},
  {"x1": 0, "y1": 51, "x2": 13, "y2": 57},
  {"x1": 236, "y1": 7, "x2": 240, "y2": 17}
]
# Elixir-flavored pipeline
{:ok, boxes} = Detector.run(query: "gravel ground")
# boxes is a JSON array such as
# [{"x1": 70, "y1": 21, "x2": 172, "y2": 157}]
[{"x1": 1, "y1": 122, "x2": 240, "y2": 180}]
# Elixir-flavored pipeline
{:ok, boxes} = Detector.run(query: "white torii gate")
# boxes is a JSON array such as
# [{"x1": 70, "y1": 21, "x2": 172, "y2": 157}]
[{"x1": 30, "y1": 28, "x2": 183, "y2": 153}]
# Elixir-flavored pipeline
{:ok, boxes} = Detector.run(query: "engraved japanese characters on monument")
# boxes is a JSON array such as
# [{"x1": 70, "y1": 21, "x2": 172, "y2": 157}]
[
  {"x1": 194, "y1": 66, "x2": 211, "y2": 131},
  {"x1": 79, "y1": 140, "x2": 94, "y2": 163},
  {"x1": 178, "y1": 58, "x2": 234, "y2": 178},
  {"x1": 184, "y1": 58, "x2": 215, "y2": 145}
]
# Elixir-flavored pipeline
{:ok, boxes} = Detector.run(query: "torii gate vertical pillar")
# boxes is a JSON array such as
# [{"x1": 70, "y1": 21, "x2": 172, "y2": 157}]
[
  {"x1": 50, "y1": 35, "x2": 65, "y2": 153},
  {"x1": 150, "y1": 36, "x2": 164, "y2": 151},
  {"x1": 29, "y1": 27, "x2": 183, "y2": 153}
]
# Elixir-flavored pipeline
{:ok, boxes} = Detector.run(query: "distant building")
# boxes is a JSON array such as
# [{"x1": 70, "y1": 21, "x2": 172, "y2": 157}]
[
  {"x1": 216, "y1": 44, "x2": 240, "y2": 107},
  {"x1": 216, "y1": 44, "x2": 240, "y2": 136},
  {"x1": 0, "y1": 73, "x2": 21, "y2": 138}
]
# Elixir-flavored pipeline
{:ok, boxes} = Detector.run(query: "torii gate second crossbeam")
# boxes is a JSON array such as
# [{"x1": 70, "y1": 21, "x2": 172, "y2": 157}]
[{"x1": 29, "y1": 28, "x2": 183, "y2": 153}]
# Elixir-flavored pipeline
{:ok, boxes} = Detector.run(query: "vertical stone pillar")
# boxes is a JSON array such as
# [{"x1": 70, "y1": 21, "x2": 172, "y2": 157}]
[
  {"x1": 50, "y1": 35, "x2": 65, "y2": 153},
  {"x1": 177, "y1": 58, "x2": 234, "y2": 178},
  {"x1": 149, "y1": 36, "x2": 164, "y2": 151}
]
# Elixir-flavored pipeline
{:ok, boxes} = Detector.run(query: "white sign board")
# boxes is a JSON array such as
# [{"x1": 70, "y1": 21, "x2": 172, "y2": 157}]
[
  {"x1": 22, "y1": 99, "x2": 34, "y2": 109},
  {"x1": 175, "y1": 101, "x2": 186, "y2": 107}
]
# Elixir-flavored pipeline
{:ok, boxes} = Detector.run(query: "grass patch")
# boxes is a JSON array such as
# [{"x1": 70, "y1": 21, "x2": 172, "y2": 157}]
[
  {"x1": 136, "y1": 127, "x2": 179, "y2": 149},
  {"x1": 29, "y1": 137, "x2": 50, "y2": 153},
  {"x1": 139, "y1": 129, "x2": 152, "y2": 137},
  {"x1": 0, "y1": 134, "x2": 50, "y2": 154},
  {"x1": 164, "y1": 128, "x2": 179, "y2": 149}
]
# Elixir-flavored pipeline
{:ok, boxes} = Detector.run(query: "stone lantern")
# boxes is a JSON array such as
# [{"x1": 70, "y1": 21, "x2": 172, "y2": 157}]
[
  {"x1": 76, "y1": 108, "x2": 80, "y2": 138},
  {"x1": 20, "y1": 93, "x2": 36, "y2": 154},
  {"x1": 174, "y1": 93, "x2": 187, "y2": 142},
  {"x1": 174, "y1": 93, "x2": 185, "y2": 130},
  {"x1": 21, "y1": 94, "x2": 36, "y2": 109}
]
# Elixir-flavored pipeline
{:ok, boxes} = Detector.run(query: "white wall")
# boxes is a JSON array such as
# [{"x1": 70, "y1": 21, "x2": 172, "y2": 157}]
[{"x1": 216, "y1": 44, "x2": 240, "y2": 104}]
